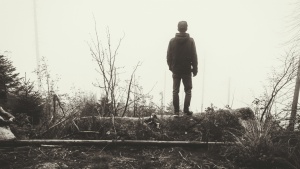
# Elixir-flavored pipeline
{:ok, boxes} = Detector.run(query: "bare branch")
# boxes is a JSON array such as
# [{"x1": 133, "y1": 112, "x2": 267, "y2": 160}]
[
  {"x1": 260, "y1": 49, "x2": 298, "y2": 122},
  {"x1": 122, "y1": 63, "x2": 141, "y2": 117}
]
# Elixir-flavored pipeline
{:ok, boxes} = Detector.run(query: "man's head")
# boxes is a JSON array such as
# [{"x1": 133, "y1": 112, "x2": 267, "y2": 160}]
[{"x1": 178, "y1": 21, "x2": 188, "y2": 33}]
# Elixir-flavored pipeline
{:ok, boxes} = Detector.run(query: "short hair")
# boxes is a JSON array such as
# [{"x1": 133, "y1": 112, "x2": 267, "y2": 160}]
[{"x1": 178, "y1": 21, "x2": 188, "y2": 32}]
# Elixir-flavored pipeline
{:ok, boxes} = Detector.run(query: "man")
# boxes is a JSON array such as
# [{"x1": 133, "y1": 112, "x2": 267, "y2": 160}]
[
  {"x1": 167, "y1": 21, "x2": 198, "y2": 116},
  {"x1": 0, "y1": 106, "x2": 15, "y2": 126}
]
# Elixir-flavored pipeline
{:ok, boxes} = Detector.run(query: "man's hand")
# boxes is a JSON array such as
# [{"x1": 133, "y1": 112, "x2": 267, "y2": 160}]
[{"x1": 193, "y1": 72, "x2": 197, "y2": 77}]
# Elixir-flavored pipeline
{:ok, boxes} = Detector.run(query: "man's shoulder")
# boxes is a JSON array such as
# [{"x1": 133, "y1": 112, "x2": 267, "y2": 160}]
[
  {"x1": 189, "y1": 37, "x2": 195, "y2": 41},
  {"x1": 170, "y1": 37, "x2": 176, "y2": 42},
  {"x1": 168, "y1": 38, "x2": 176, "y2": 45},
  {"x1": 188, "y1": 37, "x2": 195, "y2": 45}
]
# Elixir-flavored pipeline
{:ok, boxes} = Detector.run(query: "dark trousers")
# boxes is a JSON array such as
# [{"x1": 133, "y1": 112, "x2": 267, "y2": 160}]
[{"x1": 172, "y1": 73, "x2": 192, "y2": 113}]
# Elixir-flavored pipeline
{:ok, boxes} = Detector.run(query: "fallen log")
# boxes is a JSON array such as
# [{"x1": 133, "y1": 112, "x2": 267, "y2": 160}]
[
  {"x1": 0, "y1": 139, "x2": 234, "y2": 147},
  {"x1": 78, "y1": 115, "x2": 174, "y2": 120}
]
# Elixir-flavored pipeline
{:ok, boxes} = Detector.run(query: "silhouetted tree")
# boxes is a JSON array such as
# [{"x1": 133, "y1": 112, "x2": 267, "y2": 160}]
[
  {"x1": 0, "y1": 55, "x2": 20, "y2": 108},
  {"x1": 11, "y1": 76, "x2": 43, "y2": 125}
]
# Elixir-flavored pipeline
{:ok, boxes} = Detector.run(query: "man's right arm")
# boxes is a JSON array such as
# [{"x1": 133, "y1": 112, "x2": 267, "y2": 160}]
[{"x1": 167, "y1": 40, "x2": 173, "y2": 71}]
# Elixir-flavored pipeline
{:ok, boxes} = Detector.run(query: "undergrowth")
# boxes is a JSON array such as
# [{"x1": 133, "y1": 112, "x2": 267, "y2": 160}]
[
  {"x1": 10, "y1": 105, "x2": 300, "y2": 169},
  {"x1": 224, "y1": 118, "x2": 300, "y2": 169},
  {"x1": 13, "y1": 109, "x2": 245, "y2": 142}
]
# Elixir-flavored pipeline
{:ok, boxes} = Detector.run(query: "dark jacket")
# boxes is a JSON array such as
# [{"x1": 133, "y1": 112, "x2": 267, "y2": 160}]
[{"x1": 167, "y1": 33, "x2": 198, "y2": 75}]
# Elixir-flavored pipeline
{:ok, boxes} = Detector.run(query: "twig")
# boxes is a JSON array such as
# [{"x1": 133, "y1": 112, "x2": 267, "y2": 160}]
[
  {"x1": 179, "y1": 151, "x2": 201, "y2": 168},
  {"x1": 179, "y1": 151, "x2": 188, "y2": 162},
  {"x1": 99, "y1": 143, "x2": 110, "y2": 154},
  {"x1": 122, "y1": 62, "x2": 140, "y2": 117},
  {"x1": 72, "y1": 118, "x2": 80, "y2": 131},
  {"x1": 60, "y1": 133, "x2": 76, "y2": 139},
  {"x1": 38, "y1": 147, "x2": 47, "y2": 157},
  {"x1": 38, "y1": 110, "x2": 80, "y2": 137}
]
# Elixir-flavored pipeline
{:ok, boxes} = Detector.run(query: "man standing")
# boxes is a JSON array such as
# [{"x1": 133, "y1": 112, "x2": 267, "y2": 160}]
[{"x1": 167, "y1": 21, "x2": 198, "y2": 116}]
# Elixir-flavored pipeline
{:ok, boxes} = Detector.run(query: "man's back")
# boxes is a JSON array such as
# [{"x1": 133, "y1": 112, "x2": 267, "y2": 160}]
[{"x1": 167, "y1": 33, "x2": 197, "y2": 75}]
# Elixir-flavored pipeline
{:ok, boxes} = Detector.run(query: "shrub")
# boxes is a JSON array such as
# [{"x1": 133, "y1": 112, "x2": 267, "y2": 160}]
[
  {"x1": 8, "y1": 77, "x2": 44, "y2": 125},
  {"x1": 198, "y1": 109, "x2": 244, "y2": 142},
  {"x1": 10, "y1": 113, "x2": 34, "y2": 139},
  {"x1": 224, "y1": 119, "x2": 300, "y2": 169}
]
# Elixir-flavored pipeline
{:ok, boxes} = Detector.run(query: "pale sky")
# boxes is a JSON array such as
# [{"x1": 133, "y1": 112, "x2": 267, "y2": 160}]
[{"x1": 0, "y1": 0, "x2": 297, "y2": 112}]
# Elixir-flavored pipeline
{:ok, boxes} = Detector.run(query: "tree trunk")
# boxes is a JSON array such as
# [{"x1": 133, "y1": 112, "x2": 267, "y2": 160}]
[
  {"x1": 0, "y1": 139, "x2": 232, "y2": 147},
  {"x1": 288, "y1": 57, "x2": 300, "y2": 131}
]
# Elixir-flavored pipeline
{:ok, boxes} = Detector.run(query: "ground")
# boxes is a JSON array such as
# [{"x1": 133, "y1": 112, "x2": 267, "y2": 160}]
[
  {"x1": 0, "y1": 111, "x2": 246, "y2": 169},
  {"x1": 0, "y1": 145, "x2": 236, "y2": 169}
]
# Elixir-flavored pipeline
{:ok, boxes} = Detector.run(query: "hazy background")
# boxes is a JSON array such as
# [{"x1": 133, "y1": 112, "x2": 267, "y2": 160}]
[{"x1": 0, "y1": 0, "x2": 297, "y2": 112}]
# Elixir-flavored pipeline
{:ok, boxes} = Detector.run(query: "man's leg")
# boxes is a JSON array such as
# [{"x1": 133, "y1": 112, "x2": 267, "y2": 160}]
[
  {"x1": 182, "y1": 74, "x2": 192, "y2": 114},
  {"x1": 172, "y1": 74, "x2": 181, "y2": 114}
]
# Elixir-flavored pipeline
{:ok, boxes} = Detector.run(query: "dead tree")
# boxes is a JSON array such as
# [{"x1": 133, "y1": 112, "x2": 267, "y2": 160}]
[
  {"x1": 88, "y1": 22, "x2": 124, "y2": 116},
  {"x1": 260, "y1": 49, "x2": 298, "y2": 122},
  {"x1": 35, "y1": 56, "x2": 60, "y2": 124},
  {"x1": 89, "y1": 20, "x2": 144, "y2": 117}
]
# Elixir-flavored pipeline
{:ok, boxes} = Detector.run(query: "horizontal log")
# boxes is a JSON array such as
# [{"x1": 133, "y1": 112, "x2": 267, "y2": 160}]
[
  {"x1": 0, "y1": 139, "x2": 234, "y2": 147},
  {"x1": 79, "y1": 115, "x2": 175, "y2": 120}
]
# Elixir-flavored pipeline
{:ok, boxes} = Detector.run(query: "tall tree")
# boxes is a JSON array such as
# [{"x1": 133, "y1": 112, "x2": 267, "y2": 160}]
[{"x1": 0, "y1": 55, "x2": 20, "y2": 107}]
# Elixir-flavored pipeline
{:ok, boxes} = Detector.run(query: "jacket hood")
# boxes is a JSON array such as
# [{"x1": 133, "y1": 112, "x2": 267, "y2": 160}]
[{"x1": 175, "y1": 33, "x2": 190, "y2": 44}]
